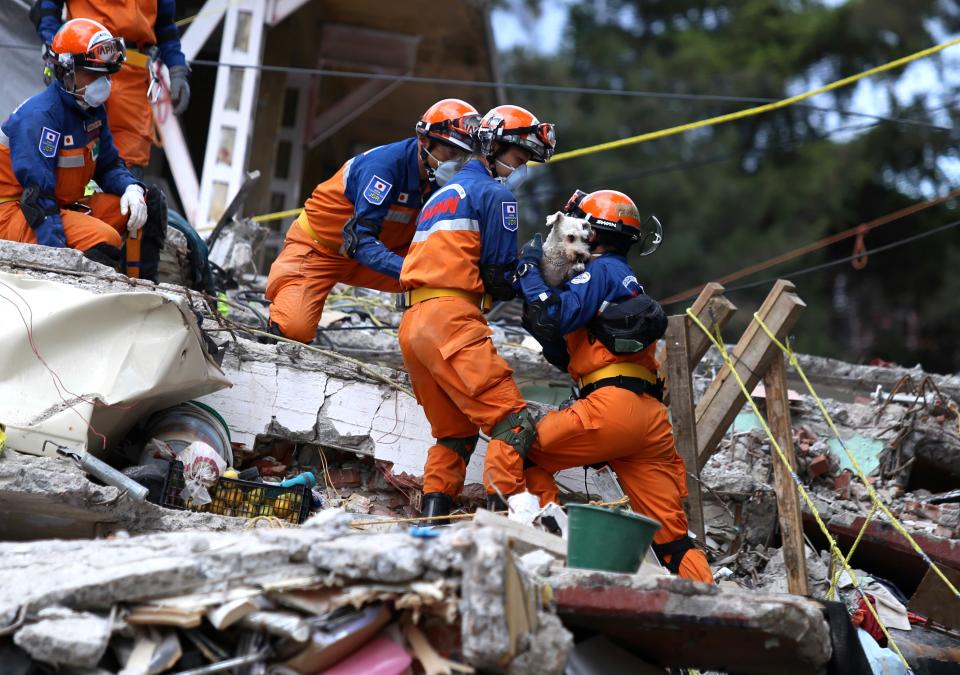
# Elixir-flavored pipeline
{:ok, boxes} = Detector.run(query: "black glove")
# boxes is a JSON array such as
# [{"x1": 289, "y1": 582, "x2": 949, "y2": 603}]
[
  {"x1": 340, "y1": 216, "x2": 380, "y2": 258},
  {"x1": 519, "y1": 232, "x2": 544, "y2": 265}
]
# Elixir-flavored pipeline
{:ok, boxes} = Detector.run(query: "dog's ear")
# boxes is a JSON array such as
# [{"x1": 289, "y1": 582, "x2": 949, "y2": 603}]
[{"x1": 545, "y1": 211, "x2": 563, "y2": 229}]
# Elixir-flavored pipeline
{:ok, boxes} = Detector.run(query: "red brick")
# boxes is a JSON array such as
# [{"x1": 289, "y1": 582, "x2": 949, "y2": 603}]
[
  {"x1": 832, "y1": 471, "x2": 852, "y2": 498},
  {"x1": 326, "y1": 467, "x2": 361, "y2": 488},
  {"x1": 808, "y1": 454, "x2": 830, "y2": 479}
]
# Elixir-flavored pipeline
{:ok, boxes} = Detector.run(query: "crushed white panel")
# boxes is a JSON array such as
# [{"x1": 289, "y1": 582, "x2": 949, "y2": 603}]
[{"x1": 0, "y1": 271, "x2": 229, "y2": 457}]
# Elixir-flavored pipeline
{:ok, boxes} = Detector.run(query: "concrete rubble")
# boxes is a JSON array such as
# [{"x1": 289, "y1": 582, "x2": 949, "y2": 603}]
[{"x1": 2, "y1": 239, "x2": 960, "y2": 672}]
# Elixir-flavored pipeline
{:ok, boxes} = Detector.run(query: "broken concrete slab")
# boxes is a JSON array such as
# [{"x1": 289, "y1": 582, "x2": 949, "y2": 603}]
[
  {"x1": 551, "y1": 569, "x2": 833, "y2": 674},
  {"x1": 13, "y1": 606, "x2": 112, "y2": 667},
  {"x1": 0, "y1": 519, "x2": 569, "y2": 673},
  {"x1": 0, "y1": 451, "x2": 248, "y2": 539}
]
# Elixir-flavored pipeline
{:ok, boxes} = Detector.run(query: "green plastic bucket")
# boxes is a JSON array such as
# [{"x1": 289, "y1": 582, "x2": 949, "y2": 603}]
[{"x1": 566, "y1": 504, "x2": 661, "y2": 573}]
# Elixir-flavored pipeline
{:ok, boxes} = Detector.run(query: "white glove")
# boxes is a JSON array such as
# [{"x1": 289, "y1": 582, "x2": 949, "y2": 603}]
[{"x1": 120, "y1": 184, "x2": 147, "y2": 233}]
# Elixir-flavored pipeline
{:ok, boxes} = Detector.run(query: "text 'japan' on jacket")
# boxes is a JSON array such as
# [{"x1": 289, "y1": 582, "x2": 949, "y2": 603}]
[{"x1": 400, "y1": 159, "x2": 520, "y2": 294}]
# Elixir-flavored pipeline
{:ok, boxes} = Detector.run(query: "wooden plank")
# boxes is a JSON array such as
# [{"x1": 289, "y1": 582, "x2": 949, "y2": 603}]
[
  {"x1": 473, "y1": 509, "x2": 566, "y2": 558},
  {"x1": 665, "y1": 315, "x2": 705, "y2": 542},
  {"x1": 763, "y1": 353, "x2": 809, "y2": 596},
  {"x1": 696, "y1": 281, "x2": 806, "y2": 470},
  {"x1": 687, "y1": 292, "x2": 738, "y2": 369}
]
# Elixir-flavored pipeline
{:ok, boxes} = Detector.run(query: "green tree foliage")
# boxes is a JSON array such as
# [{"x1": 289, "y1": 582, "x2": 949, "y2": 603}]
[{"x1": 502, "y1": 0, "x2": 960, "y2": 371}]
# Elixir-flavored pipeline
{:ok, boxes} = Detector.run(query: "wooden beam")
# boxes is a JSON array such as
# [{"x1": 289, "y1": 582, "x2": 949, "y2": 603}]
[
  {"x1": 473, "y1": 509, "x2": 566, "y2": 558},
  {"x1": 687, "y1": 283, "x2": 738, "y2": 369},
  {"x1": 695, "y1": 280, "x2": 806, "y2": 470},
  {"x1": 764, "y1": 353, "x2": 809, "y2": 595},
  {"x1": 665, "y1": 315, "x2": 705, "y2": 542}
]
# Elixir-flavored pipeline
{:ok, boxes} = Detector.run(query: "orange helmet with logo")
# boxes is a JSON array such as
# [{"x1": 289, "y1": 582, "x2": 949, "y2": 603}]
[
  {"x1": 477, "y1": 105, "x2": 556, "y2": 163},
  {"x1": 416, "y1": 99, "x2": 480, "y2": 153},
  {"x1": 564, "y1": 189, "x2": 663, "y2": 255},
  {"x1": 46, "y1": 18, "x2": 125, "y2": 83}
]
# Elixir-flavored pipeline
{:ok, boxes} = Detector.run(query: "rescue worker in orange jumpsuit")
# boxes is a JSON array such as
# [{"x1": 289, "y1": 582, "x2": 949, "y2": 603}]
[
  {"x1": 516, "y1": 189, "x2": 714, "y2": 584},
  {"x1": 0, "y1": 19, "x2": 166, "y2": 278},
  {"x1": 265, "y1": 99, "x2": 480, "y2": 343},
  {"x1": 398, "y1": 105, "x2": 557, "y2": 521},
  {"x1": 32, "y1": 0, "x2": 191, "y2": 173}
]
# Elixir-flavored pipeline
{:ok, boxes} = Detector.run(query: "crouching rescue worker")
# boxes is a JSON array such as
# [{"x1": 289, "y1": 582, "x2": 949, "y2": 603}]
[
  {"x1": 398, "y1": 105, "x2": 557, "y2": 522},
  {"x1": 0, "y1": 18, "x2": 167, "y2": 280},
  {"x1": 265, "y1": 99, "x2": 480, "y2": 342},
  {"x1": 32, "y1": 0, "x2": 192, "y2": 173},
  {"x1": 516, "y1": 189, "x2": 714, "y2": 584}
]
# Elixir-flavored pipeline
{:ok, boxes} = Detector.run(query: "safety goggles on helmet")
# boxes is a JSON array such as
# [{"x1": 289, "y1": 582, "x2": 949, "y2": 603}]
[
  {"x1": 563, "y1": 189, "x2": 663, "y2": 256},
  {"x1": 479, "y1": 116, "x2": 556, "y2": 163},
  {"x1": 46, "y1": 36, "x2": 126, "y2": 75},
  {"x1": 416, "y1": 113, "x2": 481, "y2": 153}
]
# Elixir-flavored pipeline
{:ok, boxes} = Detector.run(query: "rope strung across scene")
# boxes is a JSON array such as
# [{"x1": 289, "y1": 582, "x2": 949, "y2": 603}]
[
  {"x1": 661, "y1": 188, "x2": 960, "y2": 305},
  {"x1": 684, "y1": 308, "x2": 912, "y2": 670},
  {"x1": 545, "y1": 35, "x2": 960, "y2": 163},
  {"x1": 347, "y1": 496, "x2": 631, "y2": 529},
  {"x1": 751, "y1": 312, "x2": 960, "y2": 601}
]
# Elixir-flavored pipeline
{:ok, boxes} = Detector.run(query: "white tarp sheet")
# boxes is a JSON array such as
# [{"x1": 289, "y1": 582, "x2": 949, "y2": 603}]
[{"x1": 0, "y1": 271, "x2": 231, "y2": 457}]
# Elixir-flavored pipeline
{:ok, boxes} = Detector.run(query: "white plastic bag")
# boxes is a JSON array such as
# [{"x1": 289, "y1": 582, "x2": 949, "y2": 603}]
[{"x1": 179, "y1": 441, "x2": 226, "y2": 505}]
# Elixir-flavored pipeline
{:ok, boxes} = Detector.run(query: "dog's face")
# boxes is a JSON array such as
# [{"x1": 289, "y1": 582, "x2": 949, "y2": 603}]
[{"x1": 545, "y1": 212, "x2": 592, "y2": 263}]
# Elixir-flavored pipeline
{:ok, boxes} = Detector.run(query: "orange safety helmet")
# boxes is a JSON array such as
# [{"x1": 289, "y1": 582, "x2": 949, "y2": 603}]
[
  {"x1": 477, "y1": 104, "x2": 556, "y2": 163},
  {"x1": 564, "y1": 189, "x2": 663, "y2": 255},
  {"x1": 46, "y1": 18, "x2": 125, "y2": 84},
  {"x1": 416, "y1": 99, "x2": 481, "y2": 153}
]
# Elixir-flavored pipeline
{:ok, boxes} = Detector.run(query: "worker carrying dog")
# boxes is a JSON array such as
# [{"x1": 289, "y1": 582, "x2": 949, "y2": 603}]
[
  {"x1": 32, "y1": 0, "x2": 190, "y2": 174},
  {"x1": 398, "y1": 104, "x2": 557, "y2": 522},
  {"x1": 265, "y1": 99, "x2": 480, "y2": 343},
  {"x1": 516, "y1": 189, "x2": 714, "y2": 584},
  {"x1": 0, "y1": 18, "x2": 166, "y2": 279}
]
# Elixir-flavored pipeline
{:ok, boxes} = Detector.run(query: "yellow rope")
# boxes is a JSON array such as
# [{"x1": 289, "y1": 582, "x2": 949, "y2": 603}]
[
  {"x1": 752, "y1": 312, "x2": 960, "y2": 601},
  {"x1": 546, "y1": 35, "x2": 960, "y2": 163},
  {"x1": 685, "y1": 308, "x2": 910, "y2": 670},
  {"x1": 252, "y1": 208, "x2": 302, "y2": 223},
  {"x1": 348, "y1": 497, "x2": 630, "y2": 529},
  {"x1": 827, "y1": 502, "x2": 879, "y2": 600}
]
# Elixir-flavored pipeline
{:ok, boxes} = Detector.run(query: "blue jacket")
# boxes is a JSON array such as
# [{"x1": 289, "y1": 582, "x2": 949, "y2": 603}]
[
  {"x1": 518, "y1": 251, "x2": 645, "y2": 362},
  {"x1": 347, "y1": 138, "x2": 429, "y2": 279},
  {"x1": 33, "y1": 0, "x2": 187, "y2": 68},
  {"x1": 400, "y1": 159, "x2": 520, "y2": 294},
  {"x1": 0, "y1": 82, "x2": 139, "y2": 230}
]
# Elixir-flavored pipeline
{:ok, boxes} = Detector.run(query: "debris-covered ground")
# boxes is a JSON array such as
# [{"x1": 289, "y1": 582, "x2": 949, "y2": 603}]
[{"x1": 2, "y1": 239, "x2": 959, "y2": 673}]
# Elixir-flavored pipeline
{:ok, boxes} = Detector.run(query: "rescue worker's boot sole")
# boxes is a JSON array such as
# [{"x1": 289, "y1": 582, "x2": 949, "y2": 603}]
[{"x1": 420, "y1": 492, "x2": 453, "y2": 527}]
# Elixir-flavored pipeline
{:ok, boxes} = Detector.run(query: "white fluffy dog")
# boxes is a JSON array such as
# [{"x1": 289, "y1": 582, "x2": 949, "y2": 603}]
[{"x1": 540, "y1": 211, "x2": 593, "y2": 287}]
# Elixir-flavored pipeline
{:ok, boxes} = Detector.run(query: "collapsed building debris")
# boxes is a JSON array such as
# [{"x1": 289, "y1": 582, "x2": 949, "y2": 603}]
[{"x1": 2, "y1": 239, "x2": 960, "y2": 672}]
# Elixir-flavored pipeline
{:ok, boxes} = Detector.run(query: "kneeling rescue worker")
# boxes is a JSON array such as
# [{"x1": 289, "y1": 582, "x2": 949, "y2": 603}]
[
  {"x1": 516, "y1": 189, "x2": 714, "y2": 584},
  {"x1": 0, "y1": 18, "x2": 166, "y2": 279},
  {"x1": 265, "y1": 99, "x2": 480, "y2": 343},
  {"x1": 398, "y1": 104, "x2": 557, "y2": 522}
]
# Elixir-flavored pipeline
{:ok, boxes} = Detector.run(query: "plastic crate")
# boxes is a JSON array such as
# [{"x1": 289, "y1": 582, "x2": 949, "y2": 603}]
[{"x1": 162, "y1": 461, "x2": 311, "y2": 525}]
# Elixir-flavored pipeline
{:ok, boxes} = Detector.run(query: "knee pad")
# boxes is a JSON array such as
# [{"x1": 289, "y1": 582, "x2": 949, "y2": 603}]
[
  {"x1": 651, "y1": 536, "x2": 695, "y2": 575},
  {"x1": 438, "y1": 435, "x2": 479, "y2": 464},
  {"x1": 84, "y1": 243, "x2": 122, "y2": 270},
  {"x1": 489, "y1": 409, "x2": 536, "y2": 461}
]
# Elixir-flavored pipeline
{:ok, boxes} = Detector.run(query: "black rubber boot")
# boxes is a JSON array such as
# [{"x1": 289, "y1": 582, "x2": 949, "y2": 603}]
[
  {"x1": 84, "y1": 243, "x2": 122, "y2": 270},
  {"x1": 420, "y1": 492, "x2": 453, "y2": 526},
  {"x1": 486, "y1": 494, "x2": 507, "y2": 513},
  {"x1": 258, "y1": 322, "x2": 285, "y2": 345}
]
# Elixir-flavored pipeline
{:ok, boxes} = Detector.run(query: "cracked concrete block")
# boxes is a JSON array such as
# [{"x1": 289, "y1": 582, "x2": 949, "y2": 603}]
[
  {"x1": 307, "y1": 532, "x2": 426, "y2": 582},
  {"x1": 507, "y1": 613, "x2": 573, "y2": 675},
  {"x1": 13, "y1": 607, "x2": 112, "y2": 667}
]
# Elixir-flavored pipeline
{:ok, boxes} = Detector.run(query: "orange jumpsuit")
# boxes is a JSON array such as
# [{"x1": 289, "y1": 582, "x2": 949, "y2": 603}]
[
  {"x1": 0, "y1": 82, "x2": 137, "y2": 253},
  {"x1": 399, "y1": 160, "x2": 530, "y2": 499},
  {"x1": 518, "y1": 253, "x2": 714, "y2": 584},
  {"x1": 266, "y1": 138, "x2": 424, "y2": 343},
  {"x1": 34, "y1": 0, "x2": 188, "y2": 168}
]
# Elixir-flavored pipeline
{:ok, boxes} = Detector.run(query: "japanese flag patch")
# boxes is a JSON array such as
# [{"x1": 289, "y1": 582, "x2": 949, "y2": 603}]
[
  {"x1": 39, "y1": 127, "x2": 60, "y2": 158},
  {"x1": 397, "y1": 192, "x2": 409, "y2": 204},
  {"x1": 363, "y1": 175, "x2": 392, "y2": 205},
  {"x1": 501, "y1": 201, "x2": 519, "y2": 231}
]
